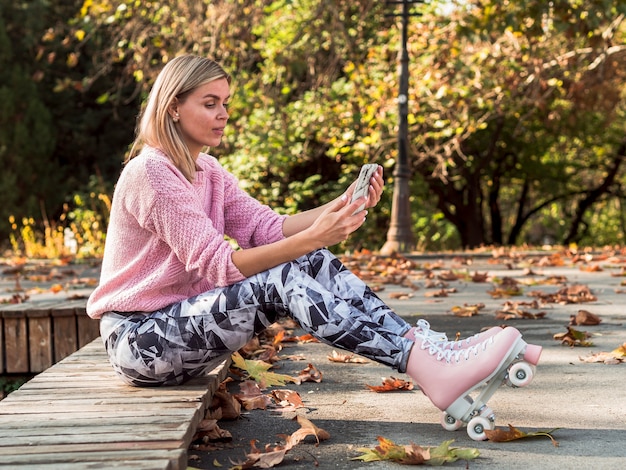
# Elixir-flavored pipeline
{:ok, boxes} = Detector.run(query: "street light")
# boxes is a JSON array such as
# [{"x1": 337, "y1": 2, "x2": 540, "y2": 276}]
[{"x1": 380, "y1": 0, "x2": 422, "y2": 255}]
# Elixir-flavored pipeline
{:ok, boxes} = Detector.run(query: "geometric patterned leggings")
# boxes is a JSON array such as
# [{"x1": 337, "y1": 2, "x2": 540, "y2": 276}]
[{"x1": 100, "y1": 249, "x2": 414, "y2": 386}]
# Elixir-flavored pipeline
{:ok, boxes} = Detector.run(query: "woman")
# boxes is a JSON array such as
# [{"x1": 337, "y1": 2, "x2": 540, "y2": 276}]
[{"x1": 87, "y1": 55, "x2": 538, "y2": 422}]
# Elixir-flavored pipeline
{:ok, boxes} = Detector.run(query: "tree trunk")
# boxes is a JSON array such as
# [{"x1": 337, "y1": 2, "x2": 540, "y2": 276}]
[
  {"x1": 429, "y1": 173, "x2": 487, "y2": 249},
  {"x1": 563, "y1": 137, "x2": 626, "y2": 244}
]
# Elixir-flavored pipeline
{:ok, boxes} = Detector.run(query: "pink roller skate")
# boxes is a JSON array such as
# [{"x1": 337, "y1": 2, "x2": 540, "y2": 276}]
[
  {"x1": 406, "y1": 319, "x2": 502, "y2": 350},
  {"x1": 406, "y1": 326, "x2": 542, "y2": 441}
]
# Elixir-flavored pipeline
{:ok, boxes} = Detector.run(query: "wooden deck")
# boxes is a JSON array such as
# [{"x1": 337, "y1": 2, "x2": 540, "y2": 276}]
[
  {"x1": 0, "y1": 299, "x2": 100, "y2": 374},
  {"x1": 0, "y1": 338, "x2": 231, "y2": 469}
]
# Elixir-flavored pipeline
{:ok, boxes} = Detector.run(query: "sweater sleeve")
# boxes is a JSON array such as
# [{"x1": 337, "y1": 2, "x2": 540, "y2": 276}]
[{"x1": 213, "y1": 161, "x2": 286, "y2": 248}]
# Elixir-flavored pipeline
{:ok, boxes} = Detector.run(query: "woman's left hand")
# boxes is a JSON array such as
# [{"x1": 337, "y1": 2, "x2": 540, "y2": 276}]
[{"x1": 365, "y1": 165, "x2": 384, "y2": 209}]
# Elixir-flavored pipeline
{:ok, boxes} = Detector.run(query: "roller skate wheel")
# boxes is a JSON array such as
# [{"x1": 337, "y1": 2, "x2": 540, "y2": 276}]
[
  {"x1": 466, "y1": 415, "x2": 494, "y2": 441},
  {"x1": 508, "y1": 361, "x2": 534, "y2": 387},
  {"x1": 440, "y1": 412, "x2": 463, "y2": 431}
]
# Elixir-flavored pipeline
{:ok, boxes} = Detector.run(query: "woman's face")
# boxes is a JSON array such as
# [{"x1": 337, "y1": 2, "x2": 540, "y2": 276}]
[{"x1": 173, "y1": 77, "x2": 230, "y2": 157}]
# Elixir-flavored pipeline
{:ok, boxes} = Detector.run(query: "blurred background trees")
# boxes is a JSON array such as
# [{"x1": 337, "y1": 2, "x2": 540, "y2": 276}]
[{"x1": 1, "y1": 0, "x2": 625, "y2": 254}]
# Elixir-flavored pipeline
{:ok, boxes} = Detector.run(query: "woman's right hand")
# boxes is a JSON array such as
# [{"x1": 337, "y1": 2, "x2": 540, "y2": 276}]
[{"x1": 304, "y1": 195, "x2": 367, "y2": 248}]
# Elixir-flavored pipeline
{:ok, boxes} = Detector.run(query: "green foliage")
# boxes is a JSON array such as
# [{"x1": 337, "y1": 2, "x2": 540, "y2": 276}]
[
  {"x1": 0, "y1": 2, "x2": 59, "y2": 238},
  {"x1": 0, "y1": 1, "x2": 130, "y2": 249},
  {"x1": 404, "y1": 0, "x2": 626, "y2": 247},
  {"x1": 0, "y1": 375, "x2": 29, "y2": 396},
  {"x1": 8, "y1": 176, "x2": 110, "y2": 260},
  {"x1": 1, "y1": 0, "x2": 626, "y2": 254}
]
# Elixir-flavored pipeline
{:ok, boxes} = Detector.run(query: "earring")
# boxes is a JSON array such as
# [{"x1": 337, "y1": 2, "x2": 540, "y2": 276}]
[{"x1": 173, "y1": 113, "x2": 179, "y2": 123}]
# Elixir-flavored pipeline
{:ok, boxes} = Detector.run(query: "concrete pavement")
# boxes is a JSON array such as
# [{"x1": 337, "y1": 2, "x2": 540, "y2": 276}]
[{"x1": 188, "y1": 251, "x2": 626, "y2": 469}]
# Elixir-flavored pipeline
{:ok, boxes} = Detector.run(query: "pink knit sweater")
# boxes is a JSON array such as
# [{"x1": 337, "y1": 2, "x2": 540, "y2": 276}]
[{"x1": 86, "y1": 147, "x2": 287, "y2": 318}]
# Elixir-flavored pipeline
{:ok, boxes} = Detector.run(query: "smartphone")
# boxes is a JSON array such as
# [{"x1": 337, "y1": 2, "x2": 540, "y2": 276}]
[{"x1": 351, "y1": 164, "x2": 378, "y2": 214}]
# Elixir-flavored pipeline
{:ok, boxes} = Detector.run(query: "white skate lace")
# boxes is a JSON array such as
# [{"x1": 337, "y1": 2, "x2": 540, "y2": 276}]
[
  {"x1": 414, "y1": 319, "x2": 481, "y2": 350},
  {"x1": 414, "y1": 319, "x2": 448, "y2": 342},
  {"x1": 420, "y1": 335, "x2": 495, "y2": 363}
]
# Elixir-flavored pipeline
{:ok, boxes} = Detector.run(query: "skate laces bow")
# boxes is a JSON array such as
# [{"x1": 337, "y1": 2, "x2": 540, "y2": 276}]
[{"x1": 415, "y1": 319, "x2": 448, "y2": 342}]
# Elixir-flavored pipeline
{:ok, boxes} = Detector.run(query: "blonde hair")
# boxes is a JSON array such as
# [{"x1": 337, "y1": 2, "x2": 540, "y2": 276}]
[{"x1": 127, "y1": 55, "x2": 230, "y2": 182}]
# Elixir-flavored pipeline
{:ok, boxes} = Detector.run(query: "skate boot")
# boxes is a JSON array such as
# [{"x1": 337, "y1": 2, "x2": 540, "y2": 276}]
[
  {"x1": 406, "y1": 327, "x2": 542, "y2": 441},
  {"x1": 405, "y1": 319, "x2": 502, "y2": 350}
]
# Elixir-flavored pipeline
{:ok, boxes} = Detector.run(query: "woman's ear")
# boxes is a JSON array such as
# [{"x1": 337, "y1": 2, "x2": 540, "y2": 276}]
[{"x1": 168, "y1": 99, "x2": 180, "y2": 122}]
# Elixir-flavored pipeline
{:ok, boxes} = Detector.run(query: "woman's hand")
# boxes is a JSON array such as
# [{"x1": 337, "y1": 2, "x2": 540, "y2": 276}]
[
  {"x1": 303, "y1": 195, "x2": 368, "y2": 247},
  {"x1": 346, "y1": 165, "x2": 384, "y2": 210},
  {"x1": 364, "y1": 165, "x2": 384, "y2": 209},
  {"x1": 282, "y1": 165, "x2": 384, "y2": 241}
]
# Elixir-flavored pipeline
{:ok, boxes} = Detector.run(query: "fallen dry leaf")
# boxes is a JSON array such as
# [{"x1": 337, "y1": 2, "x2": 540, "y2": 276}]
[
  {"x1": 271, "y1": 389, "x2": 305, "y2": 411},
  {"x1": 282, "y1": 333, "x2": 319, "y2": 343},
  {"x1": 579, "y1": 264, "x2": 603, "y2": 272},
  {"x1": 579, "y1": 342, "x2": 626, "y2": 364},
  {"x1": 537, "y1": 253, "x2": 565, "y2": 267},
  {"x1": 553, "y1": 327, "x2": 593, "y2": 347},
  {"x1": 366, "y1": 376, "x2": 414, "y2": 392},
  {"x1": 242, "y1": 439, "x2": 290, "y2": 468},
  {"x1": 192, "y1": 418, "x2": 232, "y2": 444},
  {"x1": 353, "y1": 437, "x2": 479, "y2": 465},
  {"x1": 424, "y1": 288, "x2": 455, "y2": 298},
  {"x1": 50, "y1": 283, "x2": 64, "y2": 293},
  {"x1": 234, "y1": 380, "x2": 273, "y2": 411},
  {"x1": 287, "y1": 415, "x2": 330, "y2": 446},
  {"x1": 529, "y1": 284, "x2": 597, "y2": 304},
  {"x1": 450, "y1": 303, "x2": 485, "y2": 317},
  {"x1": 495, "y1": 308, "x2": 547, "y2": 320},
  {"x1": 389, "y1": 291, "x2": 414, "y2": 300},
  {"x1": 328, "y1": 350, "x2": 369, "y2": 364},
  {"x1": 471, "y1": 271, "x2": 489, "y2": 282},
  {"x1": 437, "y1": 270, "x2": 460, "y2": 281},
  {"x1": 487, "y1": 277, "x2": 524, "y2": 298},
  {"x1": 209, "y1": 378, "x2": 242, "y2": 420},
  {"x1": 485, "y1": 424, "x2": 560, "y2": 447},
  {"x1": 296, "y1": 363, "x2": 322, "y2": 383},
  {"x1": 570, "y1": 309, "x2": 602, "y2": 326}
]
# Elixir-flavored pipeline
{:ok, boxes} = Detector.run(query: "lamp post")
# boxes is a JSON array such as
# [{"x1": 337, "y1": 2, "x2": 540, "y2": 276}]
[{"x1": 380, "y1": 0, "x2": 421, "y2": 255}]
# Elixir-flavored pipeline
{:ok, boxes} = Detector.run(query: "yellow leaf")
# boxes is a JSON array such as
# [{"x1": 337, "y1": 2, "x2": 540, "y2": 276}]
[
  {"x1": 611, "y1": 342, "x2": 626, "y2": 358},
  {"x1": 230, "y1": 352, "x2": 296, "y2": 388},
  {"x1": 50, "y1": 284, "x2": 64, "y2": 294}
]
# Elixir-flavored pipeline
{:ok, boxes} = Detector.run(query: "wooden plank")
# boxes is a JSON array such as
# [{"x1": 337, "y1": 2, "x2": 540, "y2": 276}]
[
  {"x1": 0, "y1": 408, "x2": 200, "y2": 421},
  {"x1": 0, "y1": 314, "x2": 3, "y2": 377},
  {"x1": 0, "y1": 429, "x2": 188, "y2": 446},
  {"x1": 0, "y1": 460, "x2": 177, "y2": 470},
  {"x1": 27, "y1": 304, "x2": 54, "y2": 372},
  {"x1": 0, "y1": 400, "x2": 201, "y2": 414},
  {"x1": 0, "y1": 410, "x2": 193, "y2": 432},
  {"x1": 50, "y1": 310, "x2": 78, "y2": 363},
  {"x1": 11, "y1": 379, "x2": 215, "y2": 393},
  {"x1": 0, "y1": 414, "x2": 192, "y2": 429},
  {"x1": 51, "y1": 300, "x2": 89, "y2": 362},
  {"x1": 0, "y1": 449, "x2": 186, "y2": 469},
  {"x1": 1, "y1": 306, "x2": 29, "y2": 373},
  {"x1": 5, "y1": 387, "x2": 215, "y2": 401},
  {"x1": 75, "y1": 305, "x2": 99, "y2": 348},
  {"x1": 0, "y1": 420, "x2": 188, "y2": 436},
  {"x1": 0, "y1": 440, "x2": 186, "y2": 454}
]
